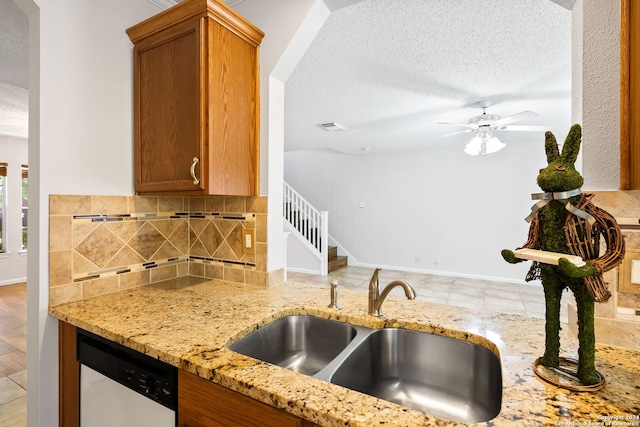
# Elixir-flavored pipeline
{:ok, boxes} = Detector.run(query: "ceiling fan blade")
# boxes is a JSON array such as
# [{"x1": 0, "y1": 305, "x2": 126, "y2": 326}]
[
  {"x1": 496, "y1": 125, "x2": 549, "y2": 132},
  {"x1": 437, "y1": 122, "x2": 475, "y2": 128},
  {"x1": 432, "y1": 129, "x2": 474, "y2": 139},
  {"x1": 493, "y1": 110, "x2": 538, "y2": 126}
]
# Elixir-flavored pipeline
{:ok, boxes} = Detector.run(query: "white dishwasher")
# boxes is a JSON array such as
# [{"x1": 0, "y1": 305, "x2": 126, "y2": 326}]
[{"x1": 77, "y1": 329, "x2": 177, "y2": 427}]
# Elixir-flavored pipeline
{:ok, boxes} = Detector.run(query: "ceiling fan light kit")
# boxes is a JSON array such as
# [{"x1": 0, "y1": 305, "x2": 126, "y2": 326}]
[
  {"x1": 464, "y1": 132, "x2": 506, "y2": 156},
  {"x1": 438, "y1": 102, "x2": 548, "y2": 156}
]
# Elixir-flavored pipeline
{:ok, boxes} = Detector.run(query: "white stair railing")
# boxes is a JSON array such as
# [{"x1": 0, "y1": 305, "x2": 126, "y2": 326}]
[{"x1": 283, "y1": 182, "x2": 328, "y2": 275}]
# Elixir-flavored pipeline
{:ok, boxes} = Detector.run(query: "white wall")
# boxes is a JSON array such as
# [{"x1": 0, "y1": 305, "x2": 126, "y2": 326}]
[
  {"x1": 285, "y1": 131, "x2": 550, "y2": 283},
  {"x1": 0, "y1": 135, "x2": 28, "y2": 285},
  {"x1": 18, "y1": 1, "x2": 160, "y2": 425},
  {"x1": 579, "y1": 0, "x2": 620, "y2": 190},
  {"x1": 284, "y1": 222, "x2": 323, "y2": 274}
]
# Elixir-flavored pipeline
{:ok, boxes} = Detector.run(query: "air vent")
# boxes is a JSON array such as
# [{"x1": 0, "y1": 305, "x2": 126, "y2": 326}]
[{"x1": 319, "y1": 122, "x2": 347, "y2": 132}]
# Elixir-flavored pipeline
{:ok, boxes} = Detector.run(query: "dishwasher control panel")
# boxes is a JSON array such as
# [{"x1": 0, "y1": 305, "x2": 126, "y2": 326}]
[
  {"x1": 120, "y1": 365, "x2": 174, "y2": 407},
  {"x1": 77, "y1": 329, "x2": 177, "y2": 410}
]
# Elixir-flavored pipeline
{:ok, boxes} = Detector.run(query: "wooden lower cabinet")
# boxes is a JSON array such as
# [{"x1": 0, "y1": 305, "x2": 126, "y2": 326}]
[
  {"x1": 178, "y1": 370, "x2": 318, "y2": 427},
  {"x1": 59, "y1": 321, "x2": 80, "y2": 427}
]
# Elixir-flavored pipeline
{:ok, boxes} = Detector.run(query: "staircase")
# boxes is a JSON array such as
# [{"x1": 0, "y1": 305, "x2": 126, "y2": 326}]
[{"x1": 284, "y1": 182, "x2": 347, "y2": 275}]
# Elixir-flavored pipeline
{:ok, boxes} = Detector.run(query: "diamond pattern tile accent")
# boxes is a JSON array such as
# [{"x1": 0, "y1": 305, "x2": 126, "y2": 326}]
[
  {"x1": 75, "y1": 225, "x2": 125, "y2": 268},
  {"x1": 214, "y1": 220, "x2": 237, "y2": 239},
  {"x1": 56, "y1": 195, "x2": 263, "y2": 298},
  {"x1": 200, "y1": 223, "x2": 224, "y2": 256},
  {"x1": 128, "y1": 222, "x2": 166, "y2": 260},
  {"x1": 73, "y1": 253, "x2": 99, "y2": 275},
  {"x1": 190, "y1": 218, "x2": 209, "y2": 236},
  {"x1": 152, "y1": 241, "x2": 182, "y2": 261},
  {"x1": 227, "y1": 224, "x2": 244, "y2": 259},
  {"x1": 153, "y1": 219, "x2": 182, "y2": 239},
  {"x1": 190, "y1": 239, "x2": 209, "y2": 258},
  {"x1": 73, "y1": 222, "x2": 99, "y2": 247},
  {"x1": 106, "y1": 221, "x2": 144, "y2": 242},
  {"x1": 212, "y1": 241, "x2": 237, "y2": 261},
  {"x1": 106, "y1": 246, "x2": 145, "y2": 269},
  {"x1": 169, "y1": 221, "x2": 189, "y2": 254}
]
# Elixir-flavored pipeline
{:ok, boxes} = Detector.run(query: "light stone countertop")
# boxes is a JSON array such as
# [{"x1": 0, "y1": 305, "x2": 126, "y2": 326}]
[{"x1": 49, "y1": 276, "x2": 640, "y2": 426}]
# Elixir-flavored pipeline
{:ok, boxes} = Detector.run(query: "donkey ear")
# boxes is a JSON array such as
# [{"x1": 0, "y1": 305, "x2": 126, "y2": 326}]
[
  {"x1": 560, "y1": 124, "x2": 582, "y2": 166},
  {"x1": 545, "y1": 131, "x2": 560, "y2": 163}
]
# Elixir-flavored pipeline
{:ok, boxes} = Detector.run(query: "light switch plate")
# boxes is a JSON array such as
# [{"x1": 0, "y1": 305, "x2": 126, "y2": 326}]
[
  {"x1": 632, "y1": 259, "x2": 640, "y2": 284},
  {"x1": 242, "y1": 229, "x2": 255, "y2": 253}
]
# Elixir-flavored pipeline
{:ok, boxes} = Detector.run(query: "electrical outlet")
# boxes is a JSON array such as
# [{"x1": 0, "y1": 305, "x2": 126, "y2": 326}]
[
  {"x1": 414, "y1": 256, "x2": 421, "y2": 263},
  {"x1": 242, "y1": 229, "x2": 255, "y2": 253}
]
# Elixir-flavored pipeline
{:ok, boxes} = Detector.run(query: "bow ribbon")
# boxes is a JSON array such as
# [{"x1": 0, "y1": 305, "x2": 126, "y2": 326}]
[{"x1": 525, "y1": 188, "x2": 595, "y2": 225}]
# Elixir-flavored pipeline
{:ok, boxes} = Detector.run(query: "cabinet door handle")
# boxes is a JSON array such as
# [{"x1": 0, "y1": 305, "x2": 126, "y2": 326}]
[{"x1": 190, "y1": 157, "x2": 200, "y2": 185}]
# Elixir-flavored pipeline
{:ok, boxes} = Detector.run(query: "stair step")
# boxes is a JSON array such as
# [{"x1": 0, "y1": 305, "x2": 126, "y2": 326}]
[
  {"x1": 328, "y1": 255, "x2": 347, "y2": 273},
  {"x1": 328, "y1": 246, "x2": 338, "y2": 262}
]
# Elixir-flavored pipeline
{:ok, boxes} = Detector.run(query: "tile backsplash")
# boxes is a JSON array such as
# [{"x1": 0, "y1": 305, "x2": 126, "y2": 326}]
[
  {"x1": 566, "y1": 191, "x2": 640, "y2": 350},
  {"x1": 49, "y1": 194, "x2": 268, "y2": 307}
]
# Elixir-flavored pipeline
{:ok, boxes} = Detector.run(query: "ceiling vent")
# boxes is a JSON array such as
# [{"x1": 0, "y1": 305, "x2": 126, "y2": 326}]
[{"x1": 319, "y1": 122, "x2": 347, "y2": 132}]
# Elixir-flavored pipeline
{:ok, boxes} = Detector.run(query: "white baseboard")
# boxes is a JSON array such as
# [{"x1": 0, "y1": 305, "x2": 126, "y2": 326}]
[
  {"x1": 350, "y1": 262, "x2": 532, "y2": 286},
  {"x1": 0, "y1": 277, "x2": 27, "y2": 286},
  {"x1": 287, "y1": 266, "x2": 323, "y2": 276}
]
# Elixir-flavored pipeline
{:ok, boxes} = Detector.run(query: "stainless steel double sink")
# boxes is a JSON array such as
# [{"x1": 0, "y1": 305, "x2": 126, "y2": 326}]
[{"x1": 228, "y1": 315, "x2": 502, "y2": 423}]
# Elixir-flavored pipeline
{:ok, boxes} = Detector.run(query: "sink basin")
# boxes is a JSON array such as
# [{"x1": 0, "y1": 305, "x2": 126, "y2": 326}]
[
  {"x1": 229, "y1": 315, "x2": 358, "y2": 375},
  {"x1": 329, "y1": 328, "x2": 502, "y2": 423},
  {"x1": 229, "y1": 315, "x2": 502, "y2": 423}
]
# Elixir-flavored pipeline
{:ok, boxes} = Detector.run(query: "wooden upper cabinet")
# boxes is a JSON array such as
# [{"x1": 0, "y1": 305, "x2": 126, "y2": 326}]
[
  {"x1": 127, "y1": 0, "x2": 264, "y2": 196},
  {"x1": 621, "y1": 0, "x2": 640, "y2": 189}
]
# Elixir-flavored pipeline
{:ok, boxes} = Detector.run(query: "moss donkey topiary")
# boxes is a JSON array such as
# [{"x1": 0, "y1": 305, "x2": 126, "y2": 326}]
[{"x1": 502, "y1": 124, "x2": 625, "y2": 386}]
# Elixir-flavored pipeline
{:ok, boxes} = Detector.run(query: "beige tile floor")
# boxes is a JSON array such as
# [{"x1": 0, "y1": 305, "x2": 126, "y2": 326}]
[{"x1": 287, "y1": 265, "x2": 569, "y2": 322}]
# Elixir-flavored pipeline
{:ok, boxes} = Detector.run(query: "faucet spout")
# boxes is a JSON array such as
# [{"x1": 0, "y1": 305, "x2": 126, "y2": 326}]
[{"x1": 368, "y1": 268, "x2": 416, "y2": 317}]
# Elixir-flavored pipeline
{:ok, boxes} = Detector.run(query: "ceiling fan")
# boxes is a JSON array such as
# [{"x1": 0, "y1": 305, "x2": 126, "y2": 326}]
[{"x1": 437, "y1": 101, "x2": 548, "y2": 156}]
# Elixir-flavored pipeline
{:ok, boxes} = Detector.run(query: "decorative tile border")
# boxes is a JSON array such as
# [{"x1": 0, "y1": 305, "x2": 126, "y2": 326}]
[{"x1": 73, "y1": 256, "x2": 190, "y2": 283}]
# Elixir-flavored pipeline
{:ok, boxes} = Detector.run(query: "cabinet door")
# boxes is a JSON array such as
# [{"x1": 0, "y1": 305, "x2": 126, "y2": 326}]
[
  {"x1": 178, "y1": 370, "x2": 314, "y2": 427},
  {"x1": 207, "y1": 19, "x2": 260, "y2": 196},
  {"x1": 133, "y1": 19, "x2": 207, "y2": 194}
]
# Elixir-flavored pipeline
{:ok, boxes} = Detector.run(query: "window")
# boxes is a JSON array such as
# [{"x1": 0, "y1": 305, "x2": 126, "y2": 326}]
[
  {"x1": 0, "y1": 162, "x2": 6, "y2": 253},
  {"x1": 21, "y1": 164, "x2": 28, "y2": 251}
]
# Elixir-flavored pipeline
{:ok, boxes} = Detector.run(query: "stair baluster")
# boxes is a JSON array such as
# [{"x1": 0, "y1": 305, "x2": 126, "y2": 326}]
[{"x1": 285, "y1": 182, "x2": 350, "y2": 274}]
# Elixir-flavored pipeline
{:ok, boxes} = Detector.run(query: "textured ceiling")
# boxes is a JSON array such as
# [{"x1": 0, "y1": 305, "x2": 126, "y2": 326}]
[
  {"x1": 0, "y1": 0, "x2": 27, "y2": 89},
  {"x1": 0, "y1": 0, "x2": 572, "y2": 147},
  {"x1": 285, "y1": 0, "x2": 573, "y2": 155}
]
